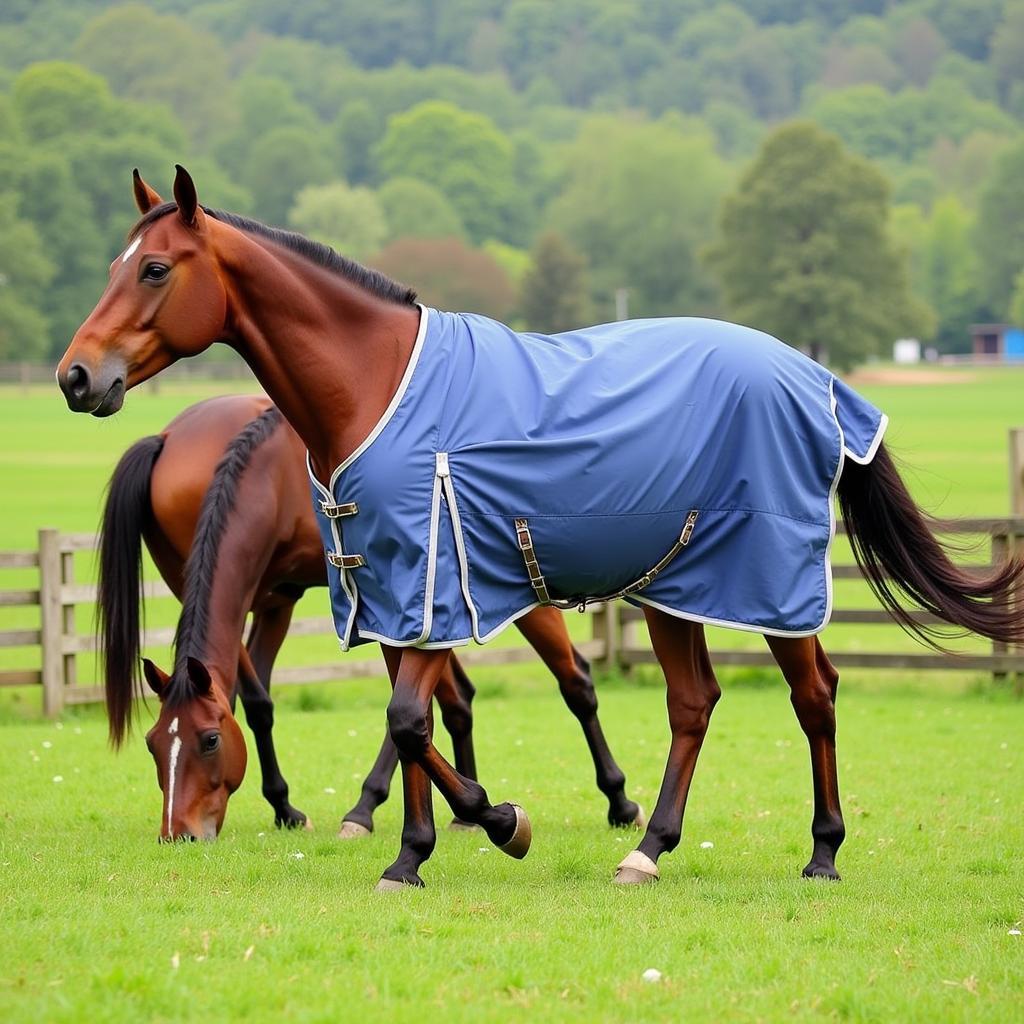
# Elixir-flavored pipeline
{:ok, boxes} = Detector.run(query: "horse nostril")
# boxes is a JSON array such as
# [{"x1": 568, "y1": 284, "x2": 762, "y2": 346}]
[{"x1": 67, "y1": 363, "x2": 91, "y2": 400}]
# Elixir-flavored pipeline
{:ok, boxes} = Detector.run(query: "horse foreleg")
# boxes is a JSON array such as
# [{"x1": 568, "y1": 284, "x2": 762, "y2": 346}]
[
  {"x1": 516, "y1": 606, "x2": 642, "y2": 828},
  {"x1": 236, "y1": 637, "x2": 309, "y2": 830},
  {"x1": 383, "y1": 646, "x2": 528, "y2": 887},
  {"x1": 614, "y1": 611, "x2": 719, "y2": 885},
  {"x1": 337, "y1": 725, "x2": 398, "y2": 839},
  {"x1": 766, "y1": 635, "x2": 845, "y2": 880},
  {"x1": 340, "y1": 653, "x2": 477, "y2": 837},
  {"x1": 377, "y1": 645, "x2": 437, "y2": 889}
]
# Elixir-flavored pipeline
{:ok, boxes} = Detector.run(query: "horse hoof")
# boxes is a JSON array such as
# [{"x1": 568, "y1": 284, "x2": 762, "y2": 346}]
[
  {"x1": 802, "y1": 864, "x2": 841, "y2": 881},
  {"x1": 449, "y1": 817, "x2": 481, "y2": 832},
  {"x1": 497, "y1": 804, "x2": 531, "y2": 860},
  {"x1": 338, "y1": 820, "x2": 372, "y2": 840},
  {"x1": 375, "y1": 877, "x2": 408, "y2": 892},
  {"x1": 630, "y1": 805, "x2": 646, "y2": 830},
  {"x1": 613, "y1": 850, "x2": 659, "y2": 885}
]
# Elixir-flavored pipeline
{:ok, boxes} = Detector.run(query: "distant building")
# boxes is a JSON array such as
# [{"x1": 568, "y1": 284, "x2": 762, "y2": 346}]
[
  {"x1": 893, "y1": 338, "x2": 921, "y2": 364},
  {"x1": 969, "y1": 324, "x2": 1024, "y2": 361}
]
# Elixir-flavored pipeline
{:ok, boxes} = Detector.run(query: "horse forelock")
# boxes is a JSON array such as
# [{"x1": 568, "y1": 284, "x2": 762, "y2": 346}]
[{"x1": 127, "y1": 202, "x2": 417, "y2": 307}]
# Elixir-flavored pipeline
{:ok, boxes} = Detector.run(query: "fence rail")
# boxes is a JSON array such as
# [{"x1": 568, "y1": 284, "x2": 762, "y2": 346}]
[{"x1": 2, "y1": 511, "x2": 1023, "y2": 714}]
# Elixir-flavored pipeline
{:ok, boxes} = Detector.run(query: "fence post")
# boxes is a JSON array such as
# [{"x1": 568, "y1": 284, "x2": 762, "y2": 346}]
[
  {"x1": 591, "y1": 601, "x2": 620, "y2": 673},
  {"x1": 38, "y1": 528, "x2": 64, "y2": 716},
  {"x1": 1010, "y1": 428, "x2": 1024, "y2": 516}
]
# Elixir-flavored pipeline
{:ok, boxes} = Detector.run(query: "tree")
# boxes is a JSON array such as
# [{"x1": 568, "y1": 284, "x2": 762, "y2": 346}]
[
  {"x1": 241, "y1": 126, "x2": 335, "y2": 227},
  {"x1": 704, "y1": 121, "x2": 932, "y2": 371},
  {"x1": 375, "y1": 101, "x2": 525, "y2": 244},
  {"x1": 0, "y1": 195, "x2": 55, "y2": 360},
  {"x1": 11, "y1": 62, "x2": 119, "y2": 143},
  {"x1": 376, "y1": 178, "x2": 466, "y2": 242},
  {"x1": 1009, "y1": 269, "x2": 1024, "y2": 327},
  {"x1": 975, "y1": 139, "x2": 1024, "y2": 315},
  {"x1": 548, "y1": 115, "x2": 729, "y2": 320},
  {"x1": 519, "y1": 232, "x2": 589, "y2": 333},
  {"x1": 288, "y1": 182, "x2": 388, "y2": 261},
  {"x1": 370, "y1": 238, "x2": 516, "y2": 321},
  {"x1": 73, "y1": 4, "x2": 232, "y2": 148},
  {"x1": 336, "y1": 100, "x2": 383, "y2": 186}
]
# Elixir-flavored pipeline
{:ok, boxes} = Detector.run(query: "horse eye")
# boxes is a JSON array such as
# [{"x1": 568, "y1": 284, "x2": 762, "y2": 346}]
[
  {"x1": 201, "y1": 732, "x2": 221, "y2": 755},
  {"x1": 141, "y1": 263, "x2": 170, "y2": 283}
]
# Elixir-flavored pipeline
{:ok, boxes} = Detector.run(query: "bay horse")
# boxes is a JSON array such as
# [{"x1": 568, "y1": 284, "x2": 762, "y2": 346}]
[
  {"x1": 100, "y1": 393, "x2": 643, "y2": 840},
  {"x1": 58, "y1": 167, "x2": 1024, "y2": 889}
]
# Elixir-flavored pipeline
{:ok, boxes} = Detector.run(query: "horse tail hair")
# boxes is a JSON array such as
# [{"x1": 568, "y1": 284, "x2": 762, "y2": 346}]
[
  {"x1": 97, "y1": 433, "x2": 165, "y2": 748},
  {"x1": 837, "y1": 441, "x2": 1024, "y2": 650}
]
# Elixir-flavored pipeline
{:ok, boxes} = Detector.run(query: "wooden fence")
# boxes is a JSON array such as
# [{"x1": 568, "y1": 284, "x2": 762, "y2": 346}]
[{"x1": 2, "y1": 515, "x2": 1023, "y2": 715}]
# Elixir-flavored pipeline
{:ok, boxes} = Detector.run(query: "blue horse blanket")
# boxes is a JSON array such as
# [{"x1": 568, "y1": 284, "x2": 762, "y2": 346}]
[{"x1": 309, "y1": 307, "x2": 886, "y2": 650}]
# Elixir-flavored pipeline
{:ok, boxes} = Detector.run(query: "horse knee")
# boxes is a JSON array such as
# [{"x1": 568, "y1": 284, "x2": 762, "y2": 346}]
[
  {"x1": 790, "y1": 677, "x2": 836, "y2": 737},
  {"x1": 558, "y1": 670, "x2": 598, "y2": 719},
  {"x1": 668, "y1": 678, "x2": 720, "y2": 736},
  {"x1": 242, "y1": 695, "x2": 274, "y2": 734},
  {"x1": 440, "y1": 701, "x2": 472, "y2": 740},
  {"x1": 387, "y1": 694, "x2": 429, "y2": 759}
]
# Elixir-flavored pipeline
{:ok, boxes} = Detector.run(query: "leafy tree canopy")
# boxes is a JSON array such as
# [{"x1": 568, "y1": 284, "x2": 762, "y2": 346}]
[{"x1": 704, "y1": 121, "x2": 933, "y2": 370}]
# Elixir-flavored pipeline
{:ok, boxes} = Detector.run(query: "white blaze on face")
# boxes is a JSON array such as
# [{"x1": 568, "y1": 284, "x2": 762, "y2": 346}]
[
  {"x1": 121, "y1": 234, "x2": 143, "y2": 264},
  {"x1": 166, "y1": 716, "x2": 181, "y2": 838}
]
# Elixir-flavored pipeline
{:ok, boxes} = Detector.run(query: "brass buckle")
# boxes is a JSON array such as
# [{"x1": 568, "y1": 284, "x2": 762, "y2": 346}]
[
  {"x1": 327, "y1": 551, "x2": 365, "y2": 569},
  {"x1": 321, "y1": 501, "x2": 359, "y2": 519}
]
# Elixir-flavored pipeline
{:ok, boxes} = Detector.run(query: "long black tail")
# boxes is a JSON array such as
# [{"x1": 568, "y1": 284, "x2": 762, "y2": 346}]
[
  {"x1": 97, "y1": 434, "x2": 165, "y2": 747},
  {"x1": 838, "y1": 441, "x2": 1024, "y2": 649}
]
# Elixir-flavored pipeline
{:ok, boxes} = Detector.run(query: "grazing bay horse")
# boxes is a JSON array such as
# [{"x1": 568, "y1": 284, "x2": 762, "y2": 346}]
[
  {"x1": 100, "y1": 394, "x2": 642, "y2": 840},
  {"x1": 59, "y1": 167, "x2": 1024, "y2": 889}
]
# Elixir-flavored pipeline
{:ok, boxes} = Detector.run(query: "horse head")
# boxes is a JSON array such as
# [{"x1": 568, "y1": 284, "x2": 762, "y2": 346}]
[
  {"x1": 57, "y1": 166, "x2": 226, "y2": 416},
  {"x1": 141, "y1": 656, "x2": 247, "y2": 841}
]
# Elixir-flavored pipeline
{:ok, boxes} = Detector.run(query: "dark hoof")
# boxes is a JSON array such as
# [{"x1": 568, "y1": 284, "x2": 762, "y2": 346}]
[
  {"x1": 609, "y1": 802, "x2": 646, "y2": 830},
  {"x1": 276, "y1": 807, "x2": 311, "y2": 830},
  {"x1": 448, "y1": 817, "x2": 482, "y2": 832},
  {"x1": 497, "y1": 804, "x2": 532, "y2": 860},
  {"x1": 338, "y1": 820, "x2": 371, "y2": 840},
  {"x1": 376, "y1": 873, "x2": 424, "y2": 891},
  {"x1": 802, "y1": 862, "x2": 841, "y2": 881},
  {"x1": 613, "y1": 850, "x2": 659, "y2": 885}
]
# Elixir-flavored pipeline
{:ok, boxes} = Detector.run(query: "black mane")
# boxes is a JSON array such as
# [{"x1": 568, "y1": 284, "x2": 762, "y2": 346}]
[
  {"x1": 129, "y1": 202, "x2": 417, "y2": 307},
  {"x1": 167, "y1": 406, "x2": 283, "y2": 706}
]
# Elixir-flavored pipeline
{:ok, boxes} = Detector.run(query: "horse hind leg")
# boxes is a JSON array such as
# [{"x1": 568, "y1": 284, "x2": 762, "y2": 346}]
[
  {"x1": 614, "y1": 611, "x2": 720, "y2": 884},
  {"x1": 765, "y1": 634, "x2": 845, "y2": 880},
  {"x1": 515, "y1": 607, "x2": 643, "y2": 828}
]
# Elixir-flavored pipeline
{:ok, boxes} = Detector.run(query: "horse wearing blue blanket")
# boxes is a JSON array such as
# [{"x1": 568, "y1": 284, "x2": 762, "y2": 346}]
[{"x1": 58, "y1": 166, "x2": 1024, "y2": 889}]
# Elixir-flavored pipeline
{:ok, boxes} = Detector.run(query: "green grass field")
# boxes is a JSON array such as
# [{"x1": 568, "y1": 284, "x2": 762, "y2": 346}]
[{"x1": 1, "y1": 366, "x2": 1023, "y2": 1021}]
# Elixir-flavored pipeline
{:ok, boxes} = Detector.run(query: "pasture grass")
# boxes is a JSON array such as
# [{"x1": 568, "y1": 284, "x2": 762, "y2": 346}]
[
  {"x1": 1, "y1": 670, "x2": 1022, "y2": 1022},
  {"x1": 1, "y1": 365, "x2": 1024, "y2": 1020}
]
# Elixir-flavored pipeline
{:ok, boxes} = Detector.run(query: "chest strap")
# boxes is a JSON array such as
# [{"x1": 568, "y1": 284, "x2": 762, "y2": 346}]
[
  {"x1": 327, "y1": 551, "x2": 365, "y2": 569},
  {"x1": 320, "y1": 501, "x2": 359, "y2": 518},
  {"x1": 515, "y1": 510, "x2": 699, "y2": 612}
]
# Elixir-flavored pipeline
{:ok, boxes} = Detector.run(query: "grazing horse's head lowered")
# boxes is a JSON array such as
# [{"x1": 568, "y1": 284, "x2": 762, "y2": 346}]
[
  {"x1": 141, "y1": 656, "x2": 247, "y2": 841},
  {"x1": 57, "y1": 167, "x2": 227, "y2": 416}
]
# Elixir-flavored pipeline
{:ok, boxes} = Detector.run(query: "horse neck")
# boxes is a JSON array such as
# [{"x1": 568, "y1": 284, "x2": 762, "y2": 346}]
[
  {"x1": 211, "y1": 225, "x2": 420, "y2": 479},
  {"x1": 175, "y1": 428, "x2": 280, "y2": 699}
]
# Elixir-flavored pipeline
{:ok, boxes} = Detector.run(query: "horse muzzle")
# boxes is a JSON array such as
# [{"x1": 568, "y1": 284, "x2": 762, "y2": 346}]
[{"x1": 57, "y1": 361, "x2": 126, "y2": 417}]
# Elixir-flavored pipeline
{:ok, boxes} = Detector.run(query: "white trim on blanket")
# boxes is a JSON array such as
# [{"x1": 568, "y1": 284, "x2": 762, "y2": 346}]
[
  {"x1": 843, "y1": 411, "x2": 889, "y2": 465},
  {"x1": 328, "y1": 304, "x2": 430, "y2": 491}
]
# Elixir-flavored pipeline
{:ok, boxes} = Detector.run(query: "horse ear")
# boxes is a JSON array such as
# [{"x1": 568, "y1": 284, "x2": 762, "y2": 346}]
[
  {"x1": 142, "y1": 658, "x2": 170, "y2": 698},
  {"x1": 185, "y1": 656, "x2": 213, "y2": 695},
  {"x1": 172, "y1": 164, "x2": 202, "y2": 229},
  {"x1": 132, "y1": 168, "x2": 163, "y2": 214}
]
